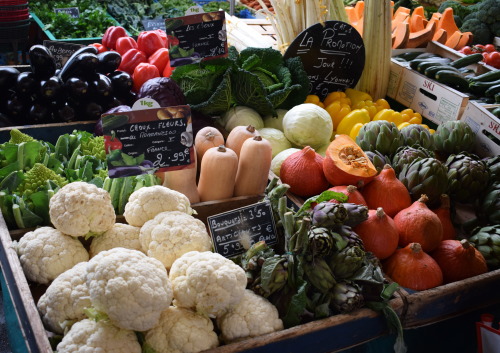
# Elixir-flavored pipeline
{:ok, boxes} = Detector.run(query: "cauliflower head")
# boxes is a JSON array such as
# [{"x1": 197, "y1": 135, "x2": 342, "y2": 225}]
[
  {"x1": 89, "y1": 223, "x2": 142, "y2": 258},
  {"x1": 144, "y1": 306, "x2": 219, "y2": 353},
  {"x1": 16, "y1": 226, "x2": 89, "y2": 284},
  {"x1": 56, "y1": 318, "x2": 141, "y2": 353},
  {"x1": 140, "y1": 211, "x2": 212, "y2": 269},
  {"x1": 169, "y1": 251, "x2": 247, "y2": 317},
  {"x1": 49, "y1": 181, "x2": 116, "y2": 238},
  {"x1": 123, "y1": 185, "x2": 194, "y2": 227},
  {"x1": 37, "y1": 262, "x2": 91, "y2": 334},
  {"x1": 86, "y1": 248, "x2": 173, "y2": 331},
  {"x1": 216, "y1": 289, "x2": 284, "y2": 343}
]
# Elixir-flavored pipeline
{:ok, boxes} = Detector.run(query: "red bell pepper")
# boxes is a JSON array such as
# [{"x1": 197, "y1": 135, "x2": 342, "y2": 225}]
[
  {"x1": 89, "y1": 43, "x2": 107, "y2": 53},
  {"x1": 102, "y1": 26, "x2": 128, "y2": 50},
  {"x1": 137, "y1": 31, "x2": 165, "y2": 57},
  {"x1": 104, "y1": 134, "x2": 122, "y2": 152},
  {"x1": 163, "y1": 61, "x2": 173, "y2": 78},
  {"x1": 167, "y1": 35, "x2": 179, "y2": 47},
  {"x1": 118, "y1": 48, "x2": 147, "y2": 74},
  {"x1": 132, "y1": 62, "x2": 160, "y2": 92},
  {"x1": 148, "y1": 48, "x2": 170, "y2": 74},
  {"x1": 154, "y1": 29, "x2": 168, "y2": 46},
  {"x1": 115, "y1": 36, "x2": 138, "y2": 56}
]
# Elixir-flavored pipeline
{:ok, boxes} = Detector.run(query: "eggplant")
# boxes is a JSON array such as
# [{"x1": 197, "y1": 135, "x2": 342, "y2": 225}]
[
  {"x1": 84, "y1": 101, "x2": 103, "y2": 120},
  {"x1": 96, "y1": 51, "x2": 122, "y2": 75},
  {"x1": 29, "y1": 45, "x2": 56, "y2": 80},
  {"x1": 7, "y1": 94, "x2": 28, "y2": 119},
  {"x1": 15, "y1": 71, "x2": 38, "y2": 96},
  {"x1": 28, "y1": 102, "x2": 51, "y2": 124},
  {"x1": 0, "y1": 67, "x2": 20, "y2": 93},
  {"x1": 59, "y1": 52, "x2": 99, "y2": 82},
  {"x1": 89, "y1": 73, "x2": 113, "y2": 99},
  {"x1": 0, "y1": 112, "x2": 14, "y2": 127},
  {"x1": 40, "y1": 76, "x2": 63, "y2": 100},
  {"x1": 64, "y1": 77, "x2": 89, "y2": 98},
  {"x1": 108, "y1": 166, "x2": 147, "y2": 178},
  {"x1": 109, "y1": 70, "x2": 133, "y2": 95},
  {"x1": 54, "y1": 103, "x2": 76, "y2": 123}
]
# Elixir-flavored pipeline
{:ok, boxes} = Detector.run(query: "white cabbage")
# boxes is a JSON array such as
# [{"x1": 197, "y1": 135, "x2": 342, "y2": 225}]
[
  {"x1": 282, "y1": 104, "x2": 333, "y2": 149},
  {"x1": 257, "y1": 128, "x2": 292, "y2": 158}
]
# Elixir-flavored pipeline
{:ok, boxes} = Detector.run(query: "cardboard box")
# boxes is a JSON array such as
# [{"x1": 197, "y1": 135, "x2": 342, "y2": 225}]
[{"x1": 461, "y1": 101, "x2": 500, "y2": 157}]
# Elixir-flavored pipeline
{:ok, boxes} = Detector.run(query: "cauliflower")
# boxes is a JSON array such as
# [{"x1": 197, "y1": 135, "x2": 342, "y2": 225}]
[
  {"x1": 169, "y1": 251, "x2": 247, "y2": 317},
  {"x1": 49, "y1": 181, "x2": 116, "y2": 238},
  {"x1": 86, "y1": 248, "x2": 173, "y2": 331},
  {"x1": 144, "y1": 306, "x2": 219, "y2": 353},
  {"x1": 89, "y1": 223, "x2": 142, "y2": 257},
  {"x1": 15, "y1": 226, "x2": 89, "y2": 284},
  {"x1": 37, "y1": 262, "x2": 91, "y2": 334},
  {"x1": 140, "y1": 211, "x2": 213, "y2": 269},
  {"x1": 216, "y1": 289, "x2": 284, "y2": 343},
  {"x1": 56, "y1": 318, "x2": 141, "y2": 353},
  {"x1": 123, "y1": 185, "x2": 194, "y2": 227}
]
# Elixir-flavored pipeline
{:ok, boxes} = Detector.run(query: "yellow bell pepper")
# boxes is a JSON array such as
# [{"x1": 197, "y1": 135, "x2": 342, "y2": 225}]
[
  {"x1": 324, "y1": 91, "x2": 347, "y2": 106},
  {"x1": 372, "y1": 109, "x2": 405, "y2": 125},
  {"x1": 352, "y1": 100, "x2": 378, "y2": 119},
  {"x1": 349, "y1": 122, "x2": 365, "y2": 140},
  {"x1": 304, "y1": 94, "x2": 322, "y2": 105},
  {"x1": 325, "y1": 101, "x2": 351, "y2": 130},
  {"x1": 345, "y1": 88, "x2": 373, "y2": 106},
  {"x1": 336, "y1": 108, "x2": 371, "y2": 135},
  {"x1": 397, "y1": 122, "x2": 411, "y2": 130},
  {"x1": 400, "y1": 108, "x2": 423, "y2": 124},
  {"x1": 374, "y1": 98, "x2": 390, "y2": 111},
  {"x1": 429, "y1": 129, "x2": 435, "y2": 134}
]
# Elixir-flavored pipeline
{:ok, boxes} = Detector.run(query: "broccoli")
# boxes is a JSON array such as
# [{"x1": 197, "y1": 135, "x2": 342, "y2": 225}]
[
  {"x1": 490, "y1": 21, "x2": 500, "y2": 37},
  {"x1": 9, "y1": 129, "x2": 35, "y2": 144},
  {"x1": 19, "y1": 163, "x2": 68, "y2": 195},
  {"x1": 461, "y1": 17, "x2": 494, "y2": 44},
  {"x1": 476, "y1": 0, "x2": 500, "y2": 25},
  {"x1": 438, "y1": 0, "x2": 473, "y2": 20},
  {"x1": 80, "y1": 135, "x2": 106, "y2": 161}
]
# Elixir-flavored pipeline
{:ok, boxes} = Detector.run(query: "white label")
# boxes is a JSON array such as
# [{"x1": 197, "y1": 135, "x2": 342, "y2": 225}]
[
  {"x1": 132, "y1": 98, "x2": 161, "y2": 110},
  {"x1": 185, "y1": 5, "x2": 204, "y2": 15}
]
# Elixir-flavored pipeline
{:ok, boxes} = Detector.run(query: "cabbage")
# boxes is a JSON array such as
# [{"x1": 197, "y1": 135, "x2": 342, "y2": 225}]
[
  {"x1": 221, "y1": 106, "x2": 264, "y2": 132},
  {"x1": 315, "y1": 143, "x2": 330, "y2": 157},
  {"x1": 282, "y1": 104, "x2": 333, "y2": 149},
  {"x1": 257, "y1": 127, "x2": 292, "y2": 158},
  {"x1": 270, "y1": 148, "x2": 301, "y2": 177},
  {"x1": 263, "y1": 109, "x2": 288, "y2": 131}
]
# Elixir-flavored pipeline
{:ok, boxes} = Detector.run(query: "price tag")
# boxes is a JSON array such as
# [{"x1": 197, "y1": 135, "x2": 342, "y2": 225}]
[
  {"x1": 165, "y1": 10, "x2": 227, "y2": 67},
  {"x1": 284, "y1": 21, "x2": 365, "y2": 100},
  {"x1": 185, "y1": 5, "x2": 204, "y2": 16},
  {"x1": 101, "y1": 105, "x2": 195, "y2": 178},
  {"x1": 43, "y1": 40, "x2": 84, "y2": 69},
  {"x1": 54, "y1": 7, "x2": 80, "y2": 18},
  {"x1": 208, "y1": 201, "x2": 278, "y2": 258},
  {"x1": 141, "y1": 18, "x2": 166, "y2": 31}
]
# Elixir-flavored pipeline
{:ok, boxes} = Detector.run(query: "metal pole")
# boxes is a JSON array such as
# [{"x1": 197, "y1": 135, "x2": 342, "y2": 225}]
[{"x1": 230, "y1": 0, "x2": 235, "y2": 16}]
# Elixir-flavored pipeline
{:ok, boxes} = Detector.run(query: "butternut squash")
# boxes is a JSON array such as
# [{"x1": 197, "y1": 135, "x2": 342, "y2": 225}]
[
  {"x1": 226, "y1": 125, "x2": 260, "y2": 157},
  {"x1": 409, "y1": 13, "x2": 425, "y2": 33},
  {"x1": 456, "y1": 31, "x2": 473, "y2": 50},
  {"x1": 445, "y1": 30, "x2": 462, "y2": 50},
  {"x1": 194, "y1": 126, "x2": 225, "y2": 162},
  {"x1": 234, "y1": 136, "x2": 273, "y2": 197},
  {"x1": 391, "y1": 11, "x2": 409, "y2": 32},
  {"x1": 436, "y1": 8, "x2": 460, "y2": 38},
  {"x1": 163, "y1": 145, "x2": 200, "y2": 204},
  {"x1": 433, "y1": 28, "x2": 448, "y2": 44},
  {"x1": 392, "y1": 21, "x2": 410, "y2": 49},
  {"x1": 392, "y1": 6, "x2": 410, "y2": 21},
  {"x1": 411, "y1": 6, "x2": 425, "y2": 20},
  {"x1": 197, "y1": 145, "x2": 238, "y2": 202},
  {"x1": 407, "y1": 20, "x2": 436, "y2": 48}
]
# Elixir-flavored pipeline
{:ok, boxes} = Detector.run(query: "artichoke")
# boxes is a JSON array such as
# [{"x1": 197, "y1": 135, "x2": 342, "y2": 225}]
[
  {"x1": 356, "y1": 120, "x2": 405, "y2": 157},
  {"x1": 337, "y1": 225, "x2": 365, "y2": 250},
  {"x1": 303, "y1": 257, "x2": 336, "y2": 293},
  {"x1": 343, "y1": 203, "x2": 369, "y2": 227},
  {"x1": 328, "y1": 245, "x2": 365, "y2": 280},
  {"x1": 311, "y1": 202, "x2": 348, "y2": 228},
  {"x1": 476, "y1": 182, "x2": 500, "y2": 226},
  {"x1": 308, "y1": 227, "x2": 335, "y2": 257},
  {"x1": 445, "y1": 153, "x2": 491, "y2": 204},
  {"x1": 484, "y1": 155, "x2": 500, "y2": 184},
  {"x1": 433, "y1": 120, "x2": 475, "y2": 157},
  {"x1": 468, "y1": 225, "x2": 500, "y2": 270},
  {"x1": 391, "y1": 145, "x2": 433, "y2": 175},
  {"x1": 365, "y1": 150, "x2": 392, "y2": 173},
  {"x1": 398, "y1": 157, "x2": 449, "y2": 206},
  {"x1": 330, "y1": 280, "x2": 364, "y2": 313},
  {"x1": 400, "y1": 124, "x2": 434, "y2": 150}
]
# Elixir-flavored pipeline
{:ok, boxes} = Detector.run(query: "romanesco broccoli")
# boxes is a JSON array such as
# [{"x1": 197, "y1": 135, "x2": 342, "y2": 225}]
[
  {"x1": 80, "y1": 135, "x2": 106, "y2": 161},
  {"x1": 20, "y1": 163, "x2": 68, "y2": 195},
  {"x1": 9, "y1": 129, "x2": 35, "y2": 144}
]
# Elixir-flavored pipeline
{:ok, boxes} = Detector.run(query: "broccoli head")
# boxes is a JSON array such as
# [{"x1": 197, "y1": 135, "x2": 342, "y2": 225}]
[
  {"x1": 80, "y1": 135, "x2": 106, "y2": 161},
  {"x1": 461, "y1": 17, "x2": 493, "y2": 44},
  {"x1": 476, "y1": 0, "x2": 500, "y2": 25},
  {"x1": 9, "y1": 129, "x2": 35, "y2": 144},
  {"x1": 490, "y1": 21, "x2": 500, "y2": 37},
  {"x1": 19, "y1": 163, "x2": 68, "y2": 195},
  {"x1": 438, "y1": 1, "x2": 473, "y2": 20}
]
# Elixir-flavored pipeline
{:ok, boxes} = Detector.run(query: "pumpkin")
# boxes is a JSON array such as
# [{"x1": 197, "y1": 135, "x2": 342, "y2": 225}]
[
  {"x1": 280, "y1": 146, "x2": 330, "y2": 197},
  {"x1": 226, "y1": 125, "x2": 260, "y2": 157},
  {"x1": 194, "y1": 126, "x2": 225, "y2": 163},
  {"x1": 328, "y1": 185, "x2": 367, "y2": 206},
  {"x1": 234, "y1": 136, "x2": 273, "y2": 197},
  {"x1": 394, "y1": 194, "x2": 443, "y2": 252},
  {"x1": 353, "y1": 207, "x2": 399, "y2": 260},
  {"x1": 361, "y1": 164, "x2": 412, "y2": 218},
  {"x1": 323, "y1": 134, "x2": 378, "y2": 187},
  {"x1": 383, "y1": 242, "x2": 443, "y2": 291},
  {"x1": 431, "y1": 239, "x2": 488, "y2": 284},
  {"x1": 197, "y1": 145, "x2": 238, "y2": 202},
  {"x1": 432, "y1": 194, "x2": 456, "y2": 241},
  {"x1": 163, "y1": 145, "x2": 200, "y2": 204}
]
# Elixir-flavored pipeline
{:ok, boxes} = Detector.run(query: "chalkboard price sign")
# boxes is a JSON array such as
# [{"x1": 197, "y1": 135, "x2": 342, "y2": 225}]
[
  {"x1": 142, "y1": 18, "x2": 166, "y2": 31},
  {"x1": 102, "y1": 105, "x2": 195, "y2": 178},
  {"x1": 43, "y1": 40, "x2": 84, "y2": 69},
  {"x1": 54, "y1": 7, "x2": 80, "y2": 18},
  {"x1": 208, "y1": 201, "x2": 277, "y2": 258},
  {"x1": 284, "y1": 21, "x2": 365, "y2": 100}
]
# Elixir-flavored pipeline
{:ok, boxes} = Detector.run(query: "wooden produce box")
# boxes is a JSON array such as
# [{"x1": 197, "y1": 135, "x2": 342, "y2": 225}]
[{"x1": 460, "y1": 102, "x2": 500, "y2": 158}]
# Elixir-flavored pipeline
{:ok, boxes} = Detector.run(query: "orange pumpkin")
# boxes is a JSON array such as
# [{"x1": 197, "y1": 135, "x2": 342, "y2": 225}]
[
  {"x1": 432, "y1": 194, "x2": 456, "y2": 241},
  {"x1": 328, "y1": 185, "x2": 367, "y2": 206}
]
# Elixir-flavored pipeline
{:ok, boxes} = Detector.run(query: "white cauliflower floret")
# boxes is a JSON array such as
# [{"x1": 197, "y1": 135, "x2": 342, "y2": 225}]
[
  {"x1": 37, "y1": 262, "x2": 90, "y2": 334},
  {"x1": 144, "y1": 306, "x2": 219, "y2": 353},
  {"x1": 123, "y1": 185, "x2": 194, "y2": 227},
  {"x1": 89, "y1": 223, "x2": 142, "y2": 257},
  {"x1": 216, "y1": 289, "x2": 284, "y2": 343},
  {"x1": 169, "y1": 251, "x2": 247, "y2": 317},
  {"x1": 140, "y1": 211, "x2": 212, "y2": 269},
  {"x1": 86, "y1": 248, "x2": 173, "y2": 331},
  {"x1": 49, "y1": 182, "x2": 116, "y2": 237},
  {"x1": 15, "y1": 226, "x2": 89, "y2": 284},
  {"x1": 56, "y1": 318, "x2": 141, "y2": 353}
]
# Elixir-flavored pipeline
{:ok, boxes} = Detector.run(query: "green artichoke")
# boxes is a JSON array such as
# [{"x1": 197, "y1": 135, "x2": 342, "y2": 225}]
[
  {"x1": 251, "y1": 255, "x2": 289, "y2": 298},
  {"x1": 308, "y1": 227, "x2": 336, "y2": 257},
  {"x1": 328, "y1": 245, "x2": 365, "y2": 280},
  {"x1": 398, "y1": 157, "x2": 449, "y2": 206},
  {"x1": 330, "y1": 280, "x2": 364, "y2": 313},
  {"x1": 365, "y1": 150, "x2": 392, "y2": 173},
  {"x1": 343, "y1": 203, "x2": 369, "y2": 227},
  {"x1": 484, "y1": 155, "x2": 500, "y2": 184},
  {"x1": 303, "y1": 257, "x2": 336, "y2": 293},
  {"x1": 433, "y1": 120, "x2": 475, "y2": 157},
  {"x1": 311, "y1": 202, "x2": 348, "y2": 228},
  {"x1": 400, "y1": 124, "x2": 434, "y2": 150},
  {"x1": 337, "y1": 225, "x2": 365, "y2": 250},
  {"x1": 476, "y1": 182, "x2": 500, "y2": 226},
  {"x1": 445, "y1": 153, "x2": 490, "y2": 204},
  {"x1": 468, "y1": 225, "x2": 500, "y2": 270},
  {"x1": 356, "y1": 120, "x2": 405, "y2": 158},
  {"x1": 392, "y1": 145, "x2": 433, "y2": 175}
]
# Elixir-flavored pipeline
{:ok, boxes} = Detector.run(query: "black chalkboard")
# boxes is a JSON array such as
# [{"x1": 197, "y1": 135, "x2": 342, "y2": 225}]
[
  {"x1": 54, "y1": 7, "x2": 80, "y2": 18},
  {"x1": 43, "y1": 40, "x2": 84, "y2": 69},
  {"x1": 142, "y1": 18, "x2": 166, "y2": 31},
  {"x1": 208, "y1": 201, "x2": 277, "y2": 258},
  {"x1": 284, "y1": 21, "x2": 365, "y2": 100}
]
